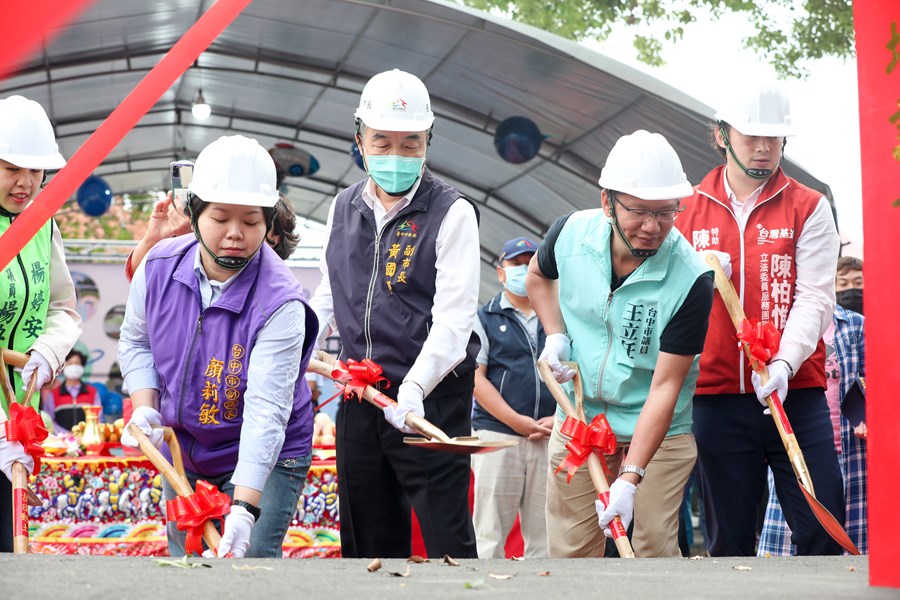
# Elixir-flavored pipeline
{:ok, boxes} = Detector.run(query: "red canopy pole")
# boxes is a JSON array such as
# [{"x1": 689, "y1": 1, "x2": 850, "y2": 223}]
[
  {"x1": 853, "y1": 0, "x2": 900, "y2": 589},
  {"x1": 0, "y1": 0, "x2": 254, "y2": 273},
  {"x1": 0, "y1": 0, "x2": 96, "y2": 79}
]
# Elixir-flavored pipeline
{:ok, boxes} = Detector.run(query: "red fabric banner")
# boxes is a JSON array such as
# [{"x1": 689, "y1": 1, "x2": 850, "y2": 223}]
[
  {"x1": 854, "y1": 0, "x2": 900, "y2": 588},
  {"x1": 0, "y1": 0, "x2": 254, "y2": 273}
]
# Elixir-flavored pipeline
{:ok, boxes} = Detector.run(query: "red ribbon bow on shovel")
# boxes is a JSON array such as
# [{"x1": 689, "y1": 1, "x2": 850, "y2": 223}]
[
  {"x1": 736, "y1": 318, "x2": 781, "y2": 370},
  {"x1": 321, "y1": 358, "x2": 390, "y2": 408},
  {"x1": 165, "y1": 480, "x2": 231, "y2": 556},
  {"x1": 555, "y1": 414, "x2": 617, "y2": 483},
  {"x1": 4, "y1": 403, "x2": 49, "y2": 476}
]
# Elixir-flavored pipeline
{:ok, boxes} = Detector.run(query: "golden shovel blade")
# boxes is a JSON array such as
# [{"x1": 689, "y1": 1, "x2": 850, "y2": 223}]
[
  {"x1": 402, "y1": 436, "x2": 519, "y2": 455},
  {"x1": 798, "y1": 479, "x2": 860, "y2": 555}
]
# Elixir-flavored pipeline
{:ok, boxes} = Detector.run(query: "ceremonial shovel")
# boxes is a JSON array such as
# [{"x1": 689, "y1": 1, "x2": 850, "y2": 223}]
[
  {"x1": 309, "y1": 352, "x2": 517, "y2": 455},
  {"x1": 1, "y1": 349, "x2": 46, "y2": 554},
  {"x1": 126, "y1": 424, "x2": 223, "y2": 554},
  {"x1": 705, "y1": 253, "x2": 859, "y2": 555},
  {"x1": 537, "y1": 360, "x2": 635, "y2": 559}
]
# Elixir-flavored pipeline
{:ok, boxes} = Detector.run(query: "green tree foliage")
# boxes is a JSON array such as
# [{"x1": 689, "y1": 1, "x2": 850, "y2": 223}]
[
  {"x1": 56, "y1": 193, "x2": 155, "y2": 241},
  {"x1": 459, "y1": 0, "x2": 855, "y2": 78}
]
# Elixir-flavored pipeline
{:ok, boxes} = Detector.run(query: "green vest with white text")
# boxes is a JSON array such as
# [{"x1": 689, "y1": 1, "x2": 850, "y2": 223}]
[
  {"x1": 0, "y1": 215, "x2": 52, "y2": 412},
  {"x1": 553, "y1": 209, "x2": 709, "y2": 442}
]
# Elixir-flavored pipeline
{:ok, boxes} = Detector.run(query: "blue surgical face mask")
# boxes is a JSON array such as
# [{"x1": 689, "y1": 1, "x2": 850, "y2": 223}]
[
  {"x1": 503, "y1": 264, "x2": 528, "y2": 297},
  {"x1": 365, "y1": 155, "x2": 425, "y2": 196}
]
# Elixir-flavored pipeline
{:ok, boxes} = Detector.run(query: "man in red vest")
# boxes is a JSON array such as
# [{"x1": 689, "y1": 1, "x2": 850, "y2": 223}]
[{"x1": 675, "y1": 80, "x2": 844, "y2": 556}]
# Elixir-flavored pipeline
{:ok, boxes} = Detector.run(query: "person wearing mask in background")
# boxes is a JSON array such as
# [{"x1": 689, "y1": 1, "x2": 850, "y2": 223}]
[
  {"x1": 471, "y1": 237, "x2": 554, "y2": 559},
  {"x1": 675, "y1": 80, "x2": 844, "y2": 556},
  {"x1": 310, "y1": 68, "x2": 481, "y2": 559},
  {"x1": 43, "y1": 349, "x2": 102, "y2": 432},
  {"x1": 834, "y1": 256, "x2": 863, "y2": 317},
  {"x1": 118, "y1": 135, "x2": 318, "y2": 559},
  {"x1": 527, "y1": 130, "x2": 713, "y2": 558},
  {"x1": 758, "y1": 255, "x2": 867, "y2": 555},
  {"x1": 0, "y1": 95, "x2": 82, "y2": 553}
]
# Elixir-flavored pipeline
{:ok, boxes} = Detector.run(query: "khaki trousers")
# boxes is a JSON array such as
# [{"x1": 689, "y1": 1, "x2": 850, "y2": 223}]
[
  {"x1": 545, "y1": 416, "x2": 696, "y2": 558},
  {"x1": 471, "y1": 429, "x2": 550, "y2": 558}
]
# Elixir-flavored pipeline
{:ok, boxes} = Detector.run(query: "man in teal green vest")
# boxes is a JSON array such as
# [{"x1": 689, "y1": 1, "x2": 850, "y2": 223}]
[
  {"x1": 526, "y1": 130, "x2": 713, "y2": 558},
  {"x1": 0, "y1": 95, "x2": 81, "y2": 553}
]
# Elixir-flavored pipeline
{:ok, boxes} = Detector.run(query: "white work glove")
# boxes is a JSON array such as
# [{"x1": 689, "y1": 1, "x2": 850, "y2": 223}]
[
  {"x1": 216, "y1": 504, "x2": 255, "y2": 558},
  {"x1": 120, "y1": 406, "x2": 165, "y2": 449},
  {"x1": 596, "y1": 478, "x2": 638, "y2": 538},
  {"x1": 539, "y1": 333, "x2": 576, "y2": 383},
  {"x1": 383, "y1": 382, "x2": 425, "y2": 434},
  {"x1": 752, "y1": 360, "x2": 791, "y2": 414},
  {"x1": 700, "y1": 250, "x2": 732, "y2": 279},
  {"x1": 0, "y1": 430, "x2": 34, "y2": 482},
  {"x1": 20, "y1": 350, "x2": 53, "y2": 391}
]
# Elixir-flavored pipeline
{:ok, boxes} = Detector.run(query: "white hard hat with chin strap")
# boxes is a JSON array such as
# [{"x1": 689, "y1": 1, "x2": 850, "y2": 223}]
[
  {"x1": 715, "y1": 81, "x2": 795, "y2": 180},
  {"x1": 353, "y1": 69, "x2": 434, "y2": 197},
  {"x1": 598, "y1": 130, "x2": 693, "y2": 258},
  {"x1": 186, "y1": 135, "x2": 279, "y2": 271},
  {"x1": 0, "y1": 95, "x2": 66, "y2": 170}
]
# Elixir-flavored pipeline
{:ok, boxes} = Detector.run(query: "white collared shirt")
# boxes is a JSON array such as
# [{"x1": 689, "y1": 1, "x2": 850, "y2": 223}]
[
  {"x1": 722, "y1": 167, "x2": 766, "y2": 232},
  {"x1": 310, "y1": 176, "x2": 480, "y2": 397}
]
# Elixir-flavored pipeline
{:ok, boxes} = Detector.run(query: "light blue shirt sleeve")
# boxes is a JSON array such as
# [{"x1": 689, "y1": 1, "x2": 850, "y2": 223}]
[
  {"x1": 117, "y1": 260, "x2": 160, "y2": 394},
  {"x1": 231, "y1": 299, "x2": 307, "y2": 491}
]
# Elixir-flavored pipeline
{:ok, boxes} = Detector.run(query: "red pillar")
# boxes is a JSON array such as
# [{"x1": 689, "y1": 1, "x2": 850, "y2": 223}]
[{"x1": 853, "y1": 0, "x2": 900, "y2": 589}]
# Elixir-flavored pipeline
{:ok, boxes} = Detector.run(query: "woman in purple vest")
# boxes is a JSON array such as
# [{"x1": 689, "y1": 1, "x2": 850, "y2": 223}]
[{"x1": 118, "y1": 135, "x2": 318, "y2": 558}]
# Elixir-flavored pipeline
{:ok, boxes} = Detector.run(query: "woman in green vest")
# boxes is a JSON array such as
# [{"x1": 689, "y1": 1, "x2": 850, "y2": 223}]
[{"x1": 0, "y1": 95, "x2": 81, "y2": 552}]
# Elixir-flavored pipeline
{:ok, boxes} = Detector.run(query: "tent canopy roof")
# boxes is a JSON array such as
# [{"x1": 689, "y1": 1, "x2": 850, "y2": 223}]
[{"x1": 1, "y1": 0, "x2": 829, "y2": 300}]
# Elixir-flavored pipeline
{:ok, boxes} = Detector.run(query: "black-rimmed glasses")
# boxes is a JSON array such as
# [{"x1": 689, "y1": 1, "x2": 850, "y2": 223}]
[{"x1": 613, "y1": 196, "x2": 684, "y2": 223}]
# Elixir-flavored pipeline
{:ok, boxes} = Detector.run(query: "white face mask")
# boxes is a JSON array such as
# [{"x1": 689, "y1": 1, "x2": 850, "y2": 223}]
[
  {"x1": 503, "y1": 264, "x2": 528, "y2": 297},
  {"x1": 63, "y1": 364, "x2": 84, "y2": 380}
]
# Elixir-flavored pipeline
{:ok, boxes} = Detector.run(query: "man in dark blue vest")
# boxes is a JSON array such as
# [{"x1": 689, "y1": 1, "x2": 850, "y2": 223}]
[
  {"x1": 471, "y1": 237, "x2": 555, "y2": 558},
  {"x1": 309, "y1": 69, "x2": 481, "y2": 558}
]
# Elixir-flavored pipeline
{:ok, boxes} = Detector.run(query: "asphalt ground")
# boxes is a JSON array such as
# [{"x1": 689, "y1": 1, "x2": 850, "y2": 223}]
[{"x1": 1, "y1": 555, "x2": 897, "y2": 600}]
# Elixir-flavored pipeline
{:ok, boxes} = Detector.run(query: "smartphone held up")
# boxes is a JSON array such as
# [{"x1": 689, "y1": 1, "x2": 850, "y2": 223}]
[{"x1": 170, "y1": 160, "x2": 193, "y2": 210}]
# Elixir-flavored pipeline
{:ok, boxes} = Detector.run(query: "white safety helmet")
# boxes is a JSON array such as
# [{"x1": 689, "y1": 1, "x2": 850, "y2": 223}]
[
  {"x1": 0, "y1": 96, "x2": 66, "y2": 170},
  {"x1": 354, "y1": 69, "x2": 434, "y2": 132},
  {"x1": 714, "y1": 81, "x2": 795, "y2": 137},
  {"x1": 598, "y1": 130, "x2": 693, "y2": 201},
  {"x1": 188, "y1": 135, "x2": 279, "y2": 207}
]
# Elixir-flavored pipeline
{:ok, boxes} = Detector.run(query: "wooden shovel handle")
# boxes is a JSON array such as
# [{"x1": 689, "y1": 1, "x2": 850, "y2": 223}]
[
  {"x1": 2, "y1": 350, "x2": 41, "y2": 554},
  {"x1": 0, "y1": 352, "x2": 18, "y2": 410},
  {"x1": 0, "y1": 349, "x2": 46, "y2": 407},
  {"x1": 12, "y1": 462, "x2": 30, "y2": 554},
  {"x1": 1, "y1": 349, "x2": 28, "y2": 369},
  {"x1": 537, "y1": 360, "x2": 635, "y2": 559},
  {"x1": 126, "y1": 423, "x2": 222, "y2": 553},
  {"x1": 309, "y1": 353, "x2": 452, "y2": 443},
  {"x1": 704, "y1": 253, "x2": 816, "y2": 496}
]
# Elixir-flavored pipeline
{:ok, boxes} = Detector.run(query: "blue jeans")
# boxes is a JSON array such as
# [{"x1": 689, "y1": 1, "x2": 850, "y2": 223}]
[{"x1": 162, "y1": 455, "x2": 311, "y2": 558}]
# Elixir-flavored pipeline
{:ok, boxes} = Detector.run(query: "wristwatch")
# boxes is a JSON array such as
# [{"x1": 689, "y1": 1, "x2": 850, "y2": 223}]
[
  {"x1": 232, "y1": 499, "x2": 261, "y2": 521},
  {"x1": 619, "y1": 464, "x2": 646, "y2": 483}
]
